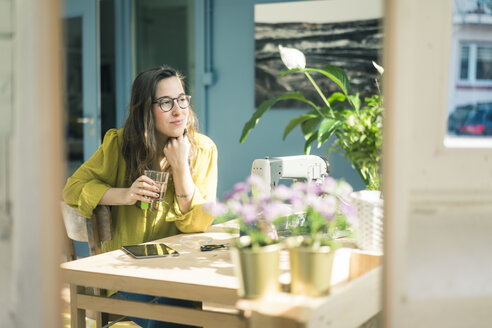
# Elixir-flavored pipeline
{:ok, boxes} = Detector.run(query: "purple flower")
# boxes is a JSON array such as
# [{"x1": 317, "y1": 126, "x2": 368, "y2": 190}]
[
  {"x1": 224, "y1": 181, "x2": 251, "y2": 201},
  {"x1": 247, "y1": 174, "x2": 270, "y2": 195},
  {"x1": 320, "y1": 177, "x2": 337, "y2": 194},
  {"x1": 224, "y1": 189, "x2": 245, "y2": 201},
  {"x1": 260, "y1": 201, "x2": 291, "y2": 222},
  {"x1": 288, "y1": 196, "x2": 304, "y2": 213},
  {"x1": 306, "y1": 181, "x2": 322, "y2": 196},
  {"x1": 318, "y1": 195, "x2": 337, "y2": 220},
  {"x1": 239, "y1": 203, "x2": 258, "y2": 223},
  {"x1": 247, "y1": 174, "x2": 267, "y2": 188},
  {"x1": 233, "y1": 182, "x2": 249, "y2": 194},
  {"x1": 217, "y1": 175, "x2": 356, "y2": 246},
  {"x1": 256, "y1": 192, "x2": 271, "y2": 203},
  {"x1": 272, "y1": 184, "x2": 294, "y2": 201},
  {"x1": 340, "y1": 198, "x2": 358, "y2": 227},
  {"x1": 223, "y1": 190, "x2": 235, "y2": 200},
  {"x1": 305, "y1": 193, "x2": 321, "y2": 209},
  {"x1": 203, "y1": 201, "x2": 228, "y2": 217},
  {"x1": 226, "y1": 199, "x2": 242, "y2": 214},
  {"x1": 292, "y1": 181, "x2": 308, "y2": 194}
]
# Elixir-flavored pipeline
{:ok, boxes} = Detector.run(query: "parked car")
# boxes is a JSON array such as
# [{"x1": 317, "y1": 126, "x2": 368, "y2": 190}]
[
  {"x1": 448, "y1": 104, "x2": 473, "y2": 134},
  {"x1": 459, "y1": 103, "x2": 492, "y2": 136}
]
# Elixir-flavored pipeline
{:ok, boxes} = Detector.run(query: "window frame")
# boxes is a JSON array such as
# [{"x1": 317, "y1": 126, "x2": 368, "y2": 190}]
[{"x1": 458, "y1": 42, "x2": 492, "y2": 86}]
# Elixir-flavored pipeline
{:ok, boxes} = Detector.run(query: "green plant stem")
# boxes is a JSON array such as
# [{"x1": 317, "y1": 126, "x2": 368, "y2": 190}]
[
  {"x1": 304, "y1": 72, "x2": 334, "y2": 118},
  {"x1": 334, "y1": 130, "x2": 350, "y2": 150},
  {"x1": 375, "y1": 78, "x2": 381, "y2": 95}
]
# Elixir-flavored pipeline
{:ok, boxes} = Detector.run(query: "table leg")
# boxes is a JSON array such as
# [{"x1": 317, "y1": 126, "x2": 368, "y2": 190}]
[
  {"x1": 94, "y1": 287, "x2": 106, "y2": 328},
  {"x1": 70, "y1": 284, "x2": 86, "y2": 328},
  {"x1": 95, "y1": 312, "x2": 103, "y2": 328}
]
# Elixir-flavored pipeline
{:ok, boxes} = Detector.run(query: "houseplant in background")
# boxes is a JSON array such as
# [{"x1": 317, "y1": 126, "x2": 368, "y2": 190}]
[
  {"x1": 240, "y1": 45, "x2": 384, "y2": 252},
  {"x1": 205, "y1": 175, "x2": 356, "y2": 298},
  {"x1": 240, "y1": 45, "x2": 384, "y2": 191}
]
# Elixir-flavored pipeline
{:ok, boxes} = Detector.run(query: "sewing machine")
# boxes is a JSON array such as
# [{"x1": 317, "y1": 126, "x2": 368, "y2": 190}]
[{"x1": 251, "y1": 155, "x2": 330, "y2": 191}]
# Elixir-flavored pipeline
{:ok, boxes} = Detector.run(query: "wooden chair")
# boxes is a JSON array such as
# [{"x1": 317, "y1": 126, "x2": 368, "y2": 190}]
[
  {"x1": 61, "y1": 202, "x2": 127, "y2": 328},
  {"x1": 61, "y1": 202, "x2": 112, "y2": 259}
]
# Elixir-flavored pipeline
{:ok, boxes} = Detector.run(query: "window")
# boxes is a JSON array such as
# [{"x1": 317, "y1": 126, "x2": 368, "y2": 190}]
[
  {"x1": 476, "y1": 46, "x2": 492, "y2": 80},
  {"x1": 459, "y1": 43, "x2": 492, "y2": 83},
  {"x1": 486, "y1": 109, "x2": 492, "y2": 122},
  {"x1": 459, "y1": 45, "x2": 470, "y2": 80}
]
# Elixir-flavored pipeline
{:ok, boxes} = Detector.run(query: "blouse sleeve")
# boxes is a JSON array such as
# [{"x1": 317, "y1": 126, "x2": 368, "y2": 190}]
[
  {"x1": 62, "y1": 129, "x2": 120, "y2": 218},
  {"x1": 166, "y1": 136, "x2": 218, "y2": 233}
]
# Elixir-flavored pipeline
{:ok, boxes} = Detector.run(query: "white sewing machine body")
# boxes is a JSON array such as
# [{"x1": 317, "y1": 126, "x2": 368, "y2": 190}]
[{"x1": 251, "y1": 155, "x2": 330, "y2": 191}]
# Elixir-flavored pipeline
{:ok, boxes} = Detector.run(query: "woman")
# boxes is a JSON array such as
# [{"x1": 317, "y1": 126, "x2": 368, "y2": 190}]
[{"x1": 63, "y1": 66, "x2": 217, "y2": 328}]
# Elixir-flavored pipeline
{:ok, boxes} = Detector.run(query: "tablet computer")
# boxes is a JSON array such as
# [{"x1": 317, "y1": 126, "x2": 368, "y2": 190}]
[{"x1": 122, "y1": 243, "x2": 179, "y2": 259}]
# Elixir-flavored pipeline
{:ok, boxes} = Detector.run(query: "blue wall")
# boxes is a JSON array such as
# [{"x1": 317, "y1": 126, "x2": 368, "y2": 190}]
[{"x1": 205, "y1": 0, "x2": 365, "y2": 199}]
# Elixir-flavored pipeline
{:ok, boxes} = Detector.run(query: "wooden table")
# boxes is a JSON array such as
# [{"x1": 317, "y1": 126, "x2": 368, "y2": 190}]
[
  {"x1": 237, "y1": 250, "x2": 382, "y2": 328},
  {"x1": 61, "y1": 222, "x2": 246, "y2": 328},
  {"x1": 62, "y1": 221, "x2": 382, "y2": 328}
]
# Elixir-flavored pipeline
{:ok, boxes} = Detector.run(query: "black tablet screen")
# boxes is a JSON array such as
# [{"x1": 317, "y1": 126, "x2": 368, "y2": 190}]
[{"x1": 122, "y1": 244, "x2": 179, "y2": 258}]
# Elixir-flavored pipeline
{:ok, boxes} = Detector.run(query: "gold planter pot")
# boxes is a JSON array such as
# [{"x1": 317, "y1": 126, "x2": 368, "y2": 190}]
[
  {"x1": 289, "y1": 246, "x2": 335, "y2": 297},
  {"x1": 231, "y1": 243, "x2": 280, "y2": 298}
]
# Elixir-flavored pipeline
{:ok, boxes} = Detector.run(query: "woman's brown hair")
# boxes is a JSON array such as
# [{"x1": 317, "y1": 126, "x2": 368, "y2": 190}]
[{"x1": 122, "y1": 66, "x2": 198, "y2": 184}]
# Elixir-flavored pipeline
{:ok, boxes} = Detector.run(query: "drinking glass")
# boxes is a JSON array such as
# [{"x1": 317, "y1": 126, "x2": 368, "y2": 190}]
[{"x1": 141, "y1": 170, "x2": 169, "y2": 210}]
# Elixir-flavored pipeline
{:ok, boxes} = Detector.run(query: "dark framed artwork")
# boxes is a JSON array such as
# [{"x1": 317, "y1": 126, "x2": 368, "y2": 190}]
[{"x1": 255, "y1": 0, "x2": 383, "y2": 108}]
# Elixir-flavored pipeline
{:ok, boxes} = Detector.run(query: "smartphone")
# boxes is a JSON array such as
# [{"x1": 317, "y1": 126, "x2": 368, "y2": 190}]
[{"x1": 122, "y1": 243, "x2": 179, "y2": 259}]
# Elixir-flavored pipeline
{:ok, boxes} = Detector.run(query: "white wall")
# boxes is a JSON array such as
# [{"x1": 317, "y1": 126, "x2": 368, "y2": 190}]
[
  {"x1": 0, "y1": 0, "x2": 14, "y2": 324},
  {"x1": 0, "y1": 0, "x2": 63, "y2": 327},
  {"x1": 384, "y1": 0, "x2": 492, "y2": 326}
]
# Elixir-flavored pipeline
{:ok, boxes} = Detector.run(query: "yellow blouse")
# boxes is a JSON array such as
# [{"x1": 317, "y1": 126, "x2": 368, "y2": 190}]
[{"x1": 63, "y1": 128, "x2": 218, "y2": 253}]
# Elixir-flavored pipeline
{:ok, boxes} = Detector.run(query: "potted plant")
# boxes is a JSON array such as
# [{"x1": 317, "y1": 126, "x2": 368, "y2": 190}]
[
  {"x1": 204, "y1": 175, "x2": 288, "y2": 299},
  {"x1": 280, "y1": 177, "x2": 356, "y2": 297},
  {"x1": 205, "y1": 175, "x2": 356, "y2": 298},
  {"x1": 240, "y1": 45, "x2": 384, "y2": 191}
]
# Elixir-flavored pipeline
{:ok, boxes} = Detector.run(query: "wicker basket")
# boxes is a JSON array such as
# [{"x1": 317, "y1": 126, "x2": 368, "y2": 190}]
[{"x1": 350, "y1": 190, "x2": 383, "y2": 252}]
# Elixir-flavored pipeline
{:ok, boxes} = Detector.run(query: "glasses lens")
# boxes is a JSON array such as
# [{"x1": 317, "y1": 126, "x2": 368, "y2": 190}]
[
  {"x1": 159, "y1": 98, "x2": 173, "y2": 112},
  {"x1": 177, "y1": 95, "x2": 190, "y2": 109}
]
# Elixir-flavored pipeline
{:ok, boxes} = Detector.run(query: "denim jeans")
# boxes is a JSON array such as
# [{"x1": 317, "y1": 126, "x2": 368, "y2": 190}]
[{"x1": 111, "y1": 291, "x2": 198, "y2": 328}]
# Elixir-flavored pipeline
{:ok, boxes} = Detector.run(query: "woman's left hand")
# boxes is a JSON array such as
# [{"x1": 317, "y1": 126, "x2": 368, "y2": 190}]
[{"x1": 163, "y1": 134, "x2": 191, "y2": 170}]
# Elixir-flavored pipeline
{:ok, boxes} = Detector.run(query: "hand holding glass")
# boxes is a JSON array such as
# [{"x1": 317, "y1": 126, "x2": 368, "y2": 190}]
[{"x1": 141, "y1": 170, "x2": 169, "y2": 210}]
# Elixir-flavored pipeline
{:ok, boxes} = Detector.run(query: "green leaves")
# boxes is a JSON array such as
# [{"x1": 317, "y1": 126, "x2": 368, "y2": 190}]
[
  {"x1": 328, "y1": 92, "x2": 346, "y2": 104},
  {"x1": 280, "y1": 66, "x2": 350, "y2": 96},
  {"x1": 317, "y1": 118, "x2": 341, "y2": 147},
  {"x1": 239, "y1": 61, "x2": 384, "y2": 190},
  {"x1": 283, "y1": 112, "x2": 318, "y2": 140},
  {"x1": 282, "y1": 111, "x2": 341, "y2": 154},
  {"x1": 301, "y1": 116, "x2": 321, "y2": 154},
  {"x1": 240, "y1": 91, "x2": 316, "y2": 143},
  {"x1": 304, "y1": 131, "x2": 318, "y2": 154},
  {"x1": 329, "y1": 96, "x2": 383, "y2": 190},
  {"x1": 311, "y1": 66, "x2": 350, "y2": 96},
  {"x1": 348, "y1": 93, "x2": 361, "y2": 111}
]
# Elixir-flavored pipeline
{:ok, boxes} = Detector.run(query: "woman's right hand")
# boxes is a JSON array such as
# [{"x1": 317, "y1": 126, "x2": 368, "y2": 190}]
[{"x1": 126, "y1": 175, "x2": 161, "y2": 205}]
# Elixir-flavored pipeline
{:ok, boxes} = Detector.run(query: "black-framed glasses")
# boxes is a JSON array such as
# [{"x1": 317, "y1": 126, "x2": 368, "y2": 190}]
[{"x1": 153, "y1": 95, "x2": 191, "y2": 112}]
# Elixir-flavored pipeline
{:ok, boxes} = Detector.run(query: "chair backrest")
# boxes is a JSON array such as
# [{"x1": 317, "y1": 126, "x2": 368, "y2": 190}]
[
  {"x1": 61, "y1": 202, "x2": 112, "y2": 259},
  {"x1": 60, "y1": 203, "x2": 125, "y2": 325}
]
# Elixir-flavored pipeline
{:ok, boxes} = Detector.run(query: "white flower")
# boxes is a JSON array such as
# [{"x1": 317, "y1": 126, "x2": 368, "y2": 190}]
[
  {"x1": 279, "y1": 45, "x2": 306, "y2": 70},
  {"x1": 372, "y1": 61, "x2": 384, "y2": 75}
]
